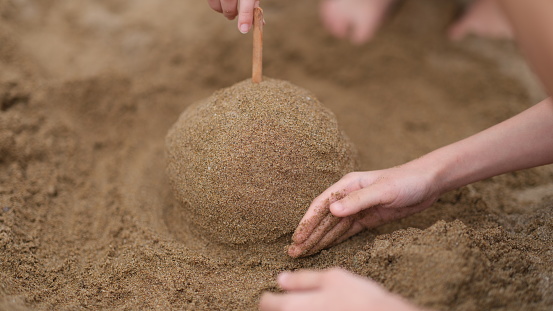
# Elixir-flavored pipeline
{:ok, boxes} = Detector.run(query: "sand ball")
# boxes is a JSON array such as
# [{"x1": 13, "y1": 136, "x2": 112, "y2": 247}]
[{"x1": 166, "y1": 78, "x2": 357, "y2": 244}]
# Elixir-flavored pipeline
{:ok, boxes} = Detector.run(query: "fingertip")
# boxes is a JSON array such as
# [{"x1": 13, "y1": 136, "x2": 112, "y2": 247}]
[
  {"x1": 350, "y1": 28, "x2": 369, "y2": 45},
  {"x1": 351, "y1": 35, "x2": 370, "y2": 46},
  {"x1": 221, "y1": 3, "x2": 238, "y2": 21},
  {"x1": 328, "y1": 18, "x2": 349, "y2": 39},
  {"x1": 239, "y1": 23, "x2": 251, "y2": 34},
  {"x1": 329, "y1": 201, "x2": 347, "y2": 217},
  {"x1": 287, "y1": 244, "x2": 302, "y2": 258},
  {"x1": 259, "y1": 291, "x2": 272, "y2": 301},
  {"x1": 350, "y1": 20, "x2": 378, "y2": 45},
  {"x1": 291, "y1": 223, "x2": 307, "y2": 244},
  {"x1": 277, "y1": 269, "x2": 323, "y2": 291},
  {"x1": 237, "y1": 10, "x2": 254, "y2": 33},
  {"x1": 277, "y1": 271, "x2": 291, "y2": 286}
]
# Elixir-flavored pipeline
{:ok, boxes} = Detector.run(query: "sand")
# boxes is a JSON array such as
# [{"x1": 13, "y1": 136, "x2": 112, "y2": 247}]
[
  {"x1": 0, "y1": 0, "x2": 552, "y2": 310},
  {"x1": 165, "y1": 78, "x2": 356, "y2": 244}
]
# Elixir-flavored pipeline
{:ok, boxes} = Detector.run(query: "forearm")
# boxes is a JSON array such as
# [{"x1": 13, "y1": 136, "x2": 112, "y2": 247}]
[
  {"x1": 498, "y1": 0, "x2": 553, "y2": 95},
  {"x1": 413, "y1": 97, "x2": 553, "y2": 193}
]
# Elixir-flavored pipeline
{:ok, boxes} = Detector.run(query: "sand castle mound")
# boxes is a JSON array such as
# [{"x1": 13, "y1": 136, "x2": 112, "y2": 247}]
[{"x1": 166, "y1": 78, "x2": 357, "y2": 244}]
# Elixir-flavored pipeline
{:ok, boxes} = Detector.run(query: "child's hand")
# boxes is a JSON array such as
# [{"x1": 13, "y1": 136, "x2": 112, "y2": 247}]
[
  {"x1": 287, "y1": 164, "x2": 440, "y2": 258},
  {"x1": 320, "y1": 0, "x2": 396, "y2": 44},
  {"x1": 207, "y1": 0, "x2": 259, "y2": 33},
  {"x1": 259, "y1": 268, "x2": 420, "y2": 311}
]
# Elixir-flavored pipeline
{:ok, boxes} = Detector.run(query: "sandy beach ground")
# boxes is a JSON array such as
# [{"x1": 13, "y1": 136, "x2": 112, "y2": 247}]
[{"x1": 0, "y1": 0, "x2": 552, "y2": 310}]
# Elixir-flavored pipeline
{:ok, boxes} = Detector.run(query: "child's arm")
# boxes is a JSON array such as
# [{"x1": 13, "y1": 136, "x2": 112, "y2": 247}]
[
  {"x1": 207, "y1": 0, "x2": 259, "y2": 34},
  {"x1": 289, "y1": 97, "x2": 553, "y2": 257},
  {"x1": 432, "y1": 97, "x2": 553, "y2": 192}
]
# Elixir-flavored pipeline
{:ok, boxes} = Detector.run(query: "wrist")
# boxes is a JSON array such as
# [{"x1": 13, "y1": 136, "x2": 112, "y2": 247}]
[
  {"x1": 410, "y1": 139, "x2": 488, "y2": 196},
  {"x1": 401, "y1": 151, "x2": 452, "y2": 198}
]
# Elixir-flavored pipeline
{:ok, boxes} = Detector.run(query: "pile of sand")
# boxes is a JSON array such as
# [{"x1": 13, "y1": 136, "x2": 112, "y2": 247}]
[{"x1": 166, "y1": 78, "x2": 357, "y2": 244}]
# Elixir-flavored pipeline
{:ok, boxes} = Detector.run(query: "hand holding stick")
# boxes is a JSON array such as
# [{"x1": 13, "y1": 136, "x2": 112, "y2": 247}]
[{"x1": 252, "y1": 7, "x2": 263, "y2": 83}]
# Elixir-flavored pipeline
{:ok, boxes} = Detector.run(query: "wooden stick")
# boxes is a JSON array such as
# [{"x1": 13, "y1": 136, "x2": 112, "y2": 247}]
[{"x1": 252, "y1": 7, "x2": 263, "y2": 83}]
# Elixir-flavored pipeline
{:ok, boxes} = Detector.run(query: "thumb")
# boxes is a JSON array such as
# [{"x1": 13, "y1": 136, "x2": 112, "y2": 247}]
[{"x1": 329, "y1": 182, "x2": 393, "y2": 217}]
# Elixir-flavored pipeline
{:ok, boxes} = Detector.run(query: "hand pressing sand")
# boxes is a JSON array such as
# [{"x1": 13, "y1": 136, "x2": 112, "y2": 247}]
[
  {"x1": 287, "y1": 167, "x2": 439, "y2": 258},
  {"x1": 165, "y1": 78, "x2": 357, "y2": 245},
  {"x1": 288, "y1": 96, "x2": 553, "y2": 258}
]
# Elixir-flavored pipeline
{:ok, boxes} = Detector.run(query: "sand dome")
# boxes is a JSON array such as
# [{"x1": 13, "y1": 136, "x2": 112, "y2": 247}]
[{"x1": 165, "y1": 78, "x2": 357, "y2": 244}]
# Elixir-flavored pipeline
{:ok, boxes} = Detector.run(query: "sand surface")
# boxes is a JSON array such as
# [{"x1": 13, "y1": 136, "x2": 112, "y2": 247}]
[{"x1": 0, "y1": 0, "x2": 552, "y2": 310}]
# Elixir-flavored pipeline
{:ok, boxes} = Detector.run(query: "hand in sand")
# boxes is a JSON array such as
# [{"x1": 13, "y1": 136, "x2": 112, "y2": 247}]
[
  {"x1": 448, "y1": 0, "x2": 513, "y2": 41},
  {"x1": 287, "y1": 165, "x2": 440, "y2": 258},
  {"x1": 259, "y1": 268, "x2": 420, "y2": 311},
  {"x1": 289, "y1": 95, "x2": 553, "y2": 258},
  {"x1": 320, "y1": 0, "x2": 397, "y2": 44},
  {"x1": 207, "y1": 0, "x2": 260, "y2": 34}
]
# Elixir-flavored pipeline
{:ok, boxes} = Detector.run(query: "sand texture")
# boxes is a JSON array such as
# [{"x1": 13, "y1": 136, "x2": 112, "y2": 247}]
[
  {"x1": 166, "y1": 78, "x2": 356, "y2": 244},
  {"x1": 0, "y1": 0, "x2": 552, "y2": 310}
]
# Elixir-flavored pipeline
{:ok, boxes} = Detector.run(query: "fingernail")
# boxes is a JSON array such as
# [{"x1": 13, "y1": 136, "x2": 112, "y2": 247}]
[
  {"x1": 239, "y1": 24, "x2": 250, "y2": 34},
  {"x1": 277, "y1": 271, "x2": 290, "y2": 285}
]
